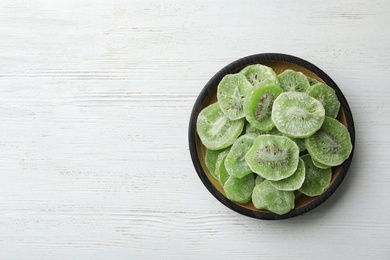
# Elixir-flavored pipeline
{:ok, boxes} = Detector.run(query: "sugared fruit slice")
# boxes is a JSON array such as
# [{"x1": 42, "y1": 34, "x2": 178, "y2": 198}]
[
  {"x1": 307, "y1": 83, "x2": 340, "y2": 118},
  {"x1": 215, "y1": 150, "x2": 231, "y2": 186},
  {"x1": 205, "y1": 148, "x2": 228, "y2": 180},
  {"x1": 305, "y1": 117, "x2": 352, "y2": 166},
  {"x1": 196, "y1": 102, "x2": 244, "y2": 150},
  {"x1": 240, "y1": 64, "x2": 280, "y2": 88},
  {"x1": 225, "y1": 134, "x2": 257, "y2": 179},
  {"x1": 244, "y1": 83, "x2": 282, "y2": 131},
  {"x1": 272, "y1": 92, "x2": 325, "y2": 138},
  {"x1": 245, "y1": 135, "x2": 300, "y2": 181},
  {"x1": 252, "y1": 180, "x2": 295, "y2": 215},
  {"x1": 269, "y1": 158, "x2": 305, "y2": 191},
  {"x1": 217, "y1": 73, "x2": 252, "y2": 120},
  {"x1": 278, "y1": 69, "x2": 310, "y2": 92},
  {"x1": 312, "y1": 158, "x2": 331, "y2": 169},
  {"x1": 299, "y1": 154, "x2": 332, "y2": 197},
  {"x1": 306, "y1": 75, "x2": 320, "y2": 86},
  {"x1": 223, "y1": 173, "x2": 255, "y2": 204}
]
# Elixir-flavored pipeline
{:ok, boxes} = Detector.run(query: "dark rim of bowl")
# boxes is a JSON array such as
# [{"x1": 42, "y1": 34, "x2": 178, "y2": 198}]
[{"x1": 188, "y1": 53, "x2": 355, "y2": 220}]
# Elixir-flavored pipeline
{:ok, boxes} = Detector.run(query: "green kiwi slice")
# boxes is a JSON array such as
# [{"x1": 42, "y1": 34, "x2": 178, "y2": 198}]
[
  {"x1": 244, "y1": 83, "x2": 283, "y2": 131},
  {"x1": 271, "y1": 92, "x2": 325, "y2": 138},
  {"x1": 269, "y1": 158, "x2": 305, "y2": 191},
  {"x1": 252, "y1": 180, "x2": 295, "y2": 215},
  {"x1": 305, "y1": 117, "x2": 352, "y2": 166},
  {"x1": 196, "y1": 102, "x2": 244, "y2": 150},
  {"x1": 205, "y1": 148, "x2": 229, "y2": 180},
  {"x1": 246, "y1": 124, "x2": 306, "y2": 152},
  {"x1": 245, "y1": 124, "x2": 270, "y2": 135},
  {"x1": 306, "y1": 76, "x2": 319, "y2": 86},
  {"x1": 255, "y1": 175, "x2": 265, "y2": 185},
  {"x1": 224, "y1": 134, "x2": 257, "y2": 179},
  {"x1": 215, "y1": 150, "x2": 231, "y2": 186},
  {"x1": 307, "y1": 83, "x2": 340, "y2": 118},
  {"x1": 217, "y1": 73, "x2": 252, "y2": 120},
  {"x1": 223, "y1": 173, "x2": 255, "y2": 204},
  {"x1": 245, "y1": 135, "x2": 300, "y2": 181},
  {"x1": 312, "y1": 158, "x2": 331, "y2": 169},
  {"x1": 299, "y1": 154, "x2": 332, "y2": 197},
  {"x1": 277, "y1": 69, "x2": 310, "y2": 92},
  {"x1": 239, "y1": 64, "x2": 280, "y2": 88}
]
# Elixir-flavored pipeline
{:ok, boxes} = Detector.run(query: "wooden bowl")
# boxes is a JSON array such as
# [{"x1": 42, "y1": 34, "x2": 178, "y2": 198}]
[{"x1": 188, "y1": 53, "x2": 355, "y2": 220}]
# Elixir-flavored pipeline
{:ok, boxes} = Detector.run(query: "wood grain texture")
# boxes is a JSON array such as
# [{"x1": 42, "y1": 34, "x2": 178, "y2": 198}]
[{"x1": 0, "y1": 0, "x2": 390, "y2": 259}]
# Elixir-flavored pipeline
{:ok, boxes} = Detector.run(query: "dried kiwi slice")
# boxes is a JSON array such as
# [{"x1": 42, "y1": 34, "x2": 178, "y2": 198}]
[
  {"x1": 240, "y1": 64, "x2": 280, "y2": 88},
  {"x1": 246, "y1": 124, "x2": 306, "y2": 152},
  {"x1": 215, "y1": 150, "x2": 231, "y2": 186},
  {"x1": 272, "y1": 92, "x2": 325, "y2": 138},
  {"x1": 217, "y1": 73, "x2": 252, "y2": 120},
  {"x1": 205, "y1": 148, "x2": 228, "y2": 180},
  {"x1": 245, "y1": 135, "x2": 300, "y2": 181},
  {"x1": 245, "y1": 124, "x2": 270, "y2": 135},
  {"x1": 196, "y1": 102, "x2": 244, "y2": 150},
  {"x1": 269, "y1": 158, "x2": 305, "y2": 191},
  {"x1": 224, "y1": 134, "x2": 257, "y2": 179},
  {"x1": 252, "y1": 180, "x2": 295, "y2": 215},
  {"x1": 255, "y1": 175, "x2": 265, "y2": 185},
  {"x1": 278, "y1": 69, "x2": 310, "y2": 92},
  {"x1": 305, "y1": 117, "x2": 352, "y2": 166},
  {"x1": 223, "y1": 173, "x2": 255, "y2": 204},
  {"x1": 306, "y1": 75, "x2": 319, "y2": 86},
  {"x1": 299, "y1": 154, "x2": 332, "y2": 197},
  {"x1": 312, "y1": 158, "x2": 331, "y2": 169},
  {"x1": 307, "y1": 83, "x2": 340, "y2": 118},
  {"x1": 244, "y1": 83, "x2": 282, "y2": 131}
]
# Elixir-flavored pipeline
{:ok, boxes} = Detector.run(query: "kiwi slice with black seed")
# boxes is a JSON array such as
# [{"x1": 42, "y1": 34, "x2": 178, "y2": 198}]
[
  {"x1": 245, "y1": 135, "x2": 300, "y2": 181},
  {"x1": 240, "y1": 64, "x2": 280, "y2": 88},
  {"x1": 217, "y1": 73, "x2": 252, "y2": 120},
  {"x1": 244, "y1": 82, "x2": 282, "y2": 131},
  {"x1": 196, "y1": 102, "x2": 244, "y2": 150},
  {"x1": 271, "y1": 92, "x2": 325, "y2": 138},
  {"x1": 278, "y1": 69, "x2": 310, "y2": 92},
  {"x1": 305, "y1": 117, "x2": 352, "y2": 167},
  {"x1": 299, "y1": 154, "x2": 332, "y2": 197},
  {"x1": 307, "y1": 83, "x2": 340, "y2": 118}
]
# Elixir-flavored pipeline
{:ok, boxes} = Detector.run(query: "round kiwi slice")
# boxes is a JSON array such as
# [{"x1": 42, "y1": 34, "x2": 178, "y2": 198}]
[
  {"x1": 299, "y1": 154, "x2": 332, "y2": 197},
  {"x1": 312, "y1": 158, "x2": 331, "y2": 169},
  {"x1": 223, "y1": 173, "x2": 255, "y2": 204},
  {"x1": 272, "y1": 92, "x2": 325, "y2": 138},
  {"x1": 306, "y1": 75, "x2": 319, "y2": 86},
  {"x1": 244, "y1": 83, "x2": 282, "y2": 131},
  {"x1": 205, "y1": 148, "x2": 229, "y2": 180},
  {"x1": 278, "y1": 69, "x2": 310, "y2": 92},
  {"x1": 217, "y1": 73, "x2": 252, "y2": 120},
  {"x1": 196, "y1": 102, "x2": 244, "y2": 150},
  {"x1": 268, "y1": 158, "x2": 305, "y2": 191},
  {"x1": 245, "y1": 135, "x2": 300, "y2": 181},
  {"x1": 215, "y1": 150, "x2": 231, "y2": 186},
  {"x1": 245, "y1": 124, "x2": 270, "y2": 135},
  {"x1": 239, "y1": 64, "x2": 280, "y2": 88},
  {"x1": 255, "y1": 175, "x2": 265, "y2": 185},
  {"x1": 246, "y1": 124, "x2": 306, "y2": 152},
  {"x1": 252, "y1": 180, "x2": 295, "y2": 215},
  {"x1": 305, "y1": 117, "x2": 352, "y2": 167},
  {"x1": 224, "y1": 134, "x2": 257, "y2": 179},
  {"x1": 307, "y1": 83, "x2": 340, "y2": 118}
]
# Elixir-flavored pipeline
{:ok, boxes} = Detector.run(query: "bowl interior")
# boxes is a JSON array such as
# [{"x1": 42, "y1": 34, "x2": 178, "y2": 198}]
[{"x1": 192, "y1": 58, "x2": 352, "y2": 218}]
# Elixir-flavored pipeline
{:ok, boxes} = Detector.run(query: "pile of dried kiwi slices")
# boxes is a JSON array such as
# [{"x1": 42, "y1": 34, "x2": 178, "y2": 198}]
[{"x1": 196, "y1": 65, "x2": 352, "y2": 215}]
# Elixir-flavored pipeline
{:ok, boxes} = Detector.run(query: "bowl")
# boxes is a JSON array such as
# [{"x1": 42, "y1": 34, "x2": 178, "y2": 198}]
[{"x1": 188, "y1": 53, "x2": 355, "y2": 220}]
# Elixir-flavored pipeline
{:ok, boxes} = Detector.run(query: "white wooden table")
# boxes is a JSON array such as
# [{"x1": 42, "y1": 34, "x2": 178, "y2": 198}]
[{"x1": 1, "y1": 1, "x2": 389, "y2": 259}]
